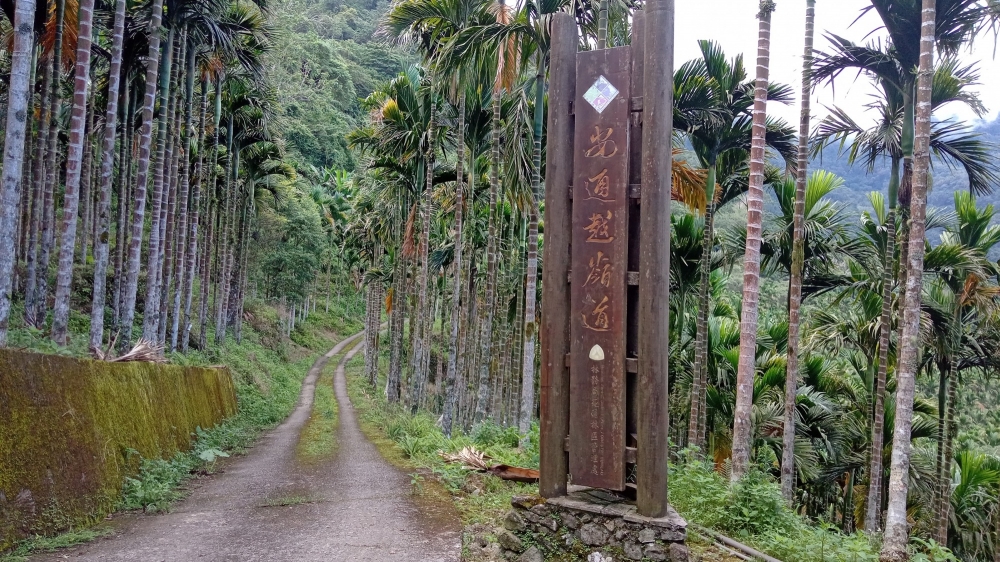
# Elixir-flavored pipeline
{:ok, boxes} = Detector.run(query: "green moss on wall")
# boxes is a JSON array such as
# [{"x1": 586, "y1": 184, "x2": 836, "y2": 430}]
[{"x1": 0, "y1": 350, "x2": 237, "y2": 549}]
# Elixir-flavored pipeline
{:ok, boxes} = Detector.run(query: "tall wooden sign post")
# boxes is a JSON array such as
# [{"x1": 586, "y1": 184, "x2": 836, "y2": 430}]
[{"x1": 539, "y1": 0, "x2": 674, "y2": 519}]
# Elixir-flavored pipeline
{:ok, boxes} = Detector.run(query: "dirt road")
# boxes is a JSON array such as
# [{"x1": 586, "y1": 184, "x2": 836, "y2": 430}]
[{"x1": 32, "y1": 331, "x2": 461, "y2": 562}]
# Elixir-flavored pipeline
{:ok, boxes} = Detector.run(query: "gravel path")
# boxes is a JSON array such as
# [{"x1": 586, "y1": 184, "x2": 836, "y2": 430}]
[{"x1": 32, "y1": 331, "x2": 461, "y2": 562}]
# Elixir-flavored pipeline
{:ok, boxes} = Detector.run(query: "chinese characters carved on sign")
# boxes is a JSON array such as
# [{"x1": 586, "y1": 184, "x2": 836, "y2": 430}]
[
  {"x1": 584, "y1": 126, "x2": 619, "y2": 159},
  {"x1": 569, "y1": 48, "x2": 630, "y2": 491}
]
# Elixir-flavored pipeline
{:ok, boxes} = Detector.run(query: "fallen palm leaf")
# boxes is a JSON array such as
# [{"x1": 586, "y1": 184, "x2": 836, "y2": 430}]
[
  {"x1": 110, "y1": 339, "x2": 166, "y2": 363},
  {"x1": 438, "y1": 446, "x2": 539, "y2": 483}
]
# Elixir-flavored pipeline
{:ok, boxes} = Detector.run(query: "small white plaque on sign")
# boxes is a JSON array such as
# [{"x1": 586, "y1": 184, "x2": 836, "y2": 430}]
[{"x1": 589, "y1": 344, "x2": 606, "y2": 361}]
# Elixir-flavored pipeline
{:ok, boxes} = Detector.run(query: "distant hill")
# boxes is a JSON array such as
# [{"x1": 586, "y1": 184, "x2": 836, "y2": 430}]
[
  {"x1": 811, "y1": 115, "x2": 1000, "y2": 213},
  {"x1": 267, "y1": 0, "x2": 411, "y2": 171}
]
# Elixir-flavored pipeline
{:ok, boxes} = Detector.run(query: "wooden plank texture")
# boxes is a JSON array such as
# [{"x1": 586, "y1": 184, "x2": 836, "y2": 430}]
[
  {"x1": 539, "y1": 12, "x2": 577, "y2": 499},
  {"x1": 568, "y1": 46, "x2": 631, "y2": 491},
  {"x1": 637, "y1": 0, "x2": 675, "y2": 517}
]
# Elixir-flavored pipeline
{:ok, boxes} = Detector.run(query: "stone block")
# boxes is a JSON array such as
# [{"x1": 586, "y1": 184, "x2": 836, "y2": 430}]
[
  {"x1": 644, "y1": 543, "x2": 668, "y2": 561},
  {"x1": 561, "y1": 512, "x2": 581, "y2": 529},
  {"x1": 529, "y1": 503, "x2": 552, "y2": 517},
  {"x1": 668, "y1": 542, "x2": 690, "y2": 562},
  {"x1": 504, "y1": 510, "x2": 526, "y2": 532},
  {"x1": 512, "y1": 495, "x2": 544, "y2": 510},
  {"x1": 578, "y1": 522, "x2": 610, "y2": 546},
  {"x1": 659, "y1": 529, "x2": 686, "y2": 543},
  {"x1": 497, "y1": 530, "x2": 523, "y2": 552},
  {"x1": 637, "y1": 528, "x2": 657, "y2": 544},
  {"x1": 518, "y1": 546, "x2": 544, "y2": 562},
  {"x1": 623, "y1": 541, "x2": 644, "y2": 560},
  {"x1": 588, "y1": 552, "x2": 614, "y2": 562}
]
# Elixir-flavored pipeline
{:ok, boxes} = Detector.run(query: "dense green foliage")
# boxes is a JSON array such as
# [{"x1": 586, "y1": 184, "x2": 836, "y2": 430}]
[{"x1": 266, "y1": 0, "x2": 412, "y2": 170}]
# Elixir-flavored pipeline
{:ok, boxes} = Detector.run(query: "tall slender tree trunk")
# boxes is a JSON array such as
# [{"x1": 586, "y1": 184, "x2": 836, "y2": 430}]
[
  {"x1": 112, "y1": 85, "x2": 133, "y2": 328},
  {"x1": 199, "y1": 79, "x2": 222, "y2": 349},
  {"x1": 159, "y1": 46, "x2": 184, "y2": 344},
  {"x1": 443, "y1": 94, "x2": 467, "y2": 437},
  {"x1": 782, "y1": 0, "x2": 815, "y2": 504},
  {"x1": 79, "y1": 103, "x2": 95, "y2": 266},
  {"x1": 17, "y1": 48, "x2": 39, "y2": 271},
  {"x1": 25, "y1": 45, "x2": 53, "y2": 329},
  {"x1": 0, "y1": 0, "x2": 37, "y2": 344},
  {"x1": 689, "y1": 165, "x2": 717, "y2": 451},
  {"x1": 519, "y1": 53, "x2": 545, "y2": 444},
  {"x1": 182, "y1": 77, "x2": 209, "y2": 351},
  {"x1": 866, "y1": 158, "x2": 900, "y2": 532},
  {"x1": 410, "y1": 95, "x2": 437, "y2": 413},
  {"x1": 51, "y1": 0, "x2": 98, "y2": 344},
  {"x1": 935, "y1": 320, "x2": 959, "y2": 544},
  {"x1": 141, "y1": 28, "x2": 175, "y2": 342},
  {"x1": 880, "y1": 1, "x2": 934, "y2": 559},
  {"x1": 36, "y1": 0, "x2": 69, "y2": 329},
  {"x1": 170, "y1": 48, "x2": 196, "y2": 351},
  {"x1": 387, "y1": 199, "x2": 408, "y2": 402},
  {"x1": 731, "y1": 1, "x2": 773, "y2": 483},
  {"x1": 475, "y1": 77, "x2": 503, "y2": 424},
  {"x1": 89, "y1": 0, "x2": 127, "y2": 351},
  {"x1": 214, "y1": 117, "x2": 235, "y2": 345},
  {"x1": 121, "y1": 0, "x2": 165, "y2": 348}
]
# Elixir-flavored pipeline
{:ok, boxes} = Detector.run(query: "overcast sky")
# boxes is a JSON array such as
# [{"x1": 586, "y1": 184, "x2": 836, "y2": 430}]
[{"x1": 672, "y1": 0, "x2": 1000, "y2": 129}]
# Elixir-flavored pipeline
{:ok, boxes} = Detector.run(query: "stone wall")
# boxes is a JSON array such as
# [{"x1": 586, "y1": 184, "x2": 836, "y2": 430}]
[
  {"x1": 495, "y1": 489, "x2": 688, "y2": 562},
  {"x1": 0, "y1": 349, "x2": 237, "y2": 549}
]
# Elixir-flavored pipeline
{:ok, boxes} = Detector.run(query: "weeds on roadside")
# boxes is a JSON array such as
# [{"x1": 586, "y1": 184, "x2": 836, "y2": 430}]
[{"x1": 0, "y1": 528, "x2": 113, "y2": 562}]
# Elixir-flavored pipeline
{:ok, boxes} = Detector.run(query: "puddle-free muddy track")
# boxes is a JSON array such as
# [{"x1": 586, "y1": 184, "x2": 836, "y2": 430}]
[{"x1": 31, "y1": 330, "x2": 461, "y2": 561}]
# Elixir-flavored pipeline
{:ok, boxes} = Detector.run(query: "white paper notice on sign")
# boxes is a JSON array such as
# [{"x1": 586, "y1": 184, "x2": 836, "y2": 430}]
[{"x1": 583, "y1": 75, "x2": 619, "y2": 114}]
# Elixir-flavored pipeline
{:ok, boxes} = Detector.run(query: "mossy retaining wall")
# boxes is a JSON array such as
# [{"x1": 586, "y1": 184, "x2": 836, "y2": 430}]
[{"x1": 0, "y1": 349, "x2": 237, "y2": 549}]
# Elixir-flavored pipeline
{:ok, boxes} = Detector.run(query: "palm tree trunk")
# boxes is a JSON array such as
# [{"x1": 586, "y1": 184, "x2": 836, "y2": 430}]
[
  {"x1": 214, "y1": 117, "x2": 235, "y2": 345},
  {"x1": 410, "y1": 94, "x2": 437, "y2": 412},
  {"x1": 443, "y1": 94, "x2": 467, "y2": 436},
  {"x1": 170, "y1": 49, "x2": 196, "y2": 351},
  {"x1": 689, "y1": 166, "x2": 716, "y2": 452},
  {"x1": 36, "y1": 0, "x2": 69, "y2": 329},
  {"x1": 0, "y1": 0, "x2": 37, "y2": 344},
  {"x1": 121, "y1": 0, "x2": 165, "y2": 348},
  {"x1": 159, "y1": 43, "x2": 185, "y2": 344},
  {"x1": 782, "y1": 0, "x2": 815, "y2": 504},
  {"x1": 18, "y1": 49, "x2": 39, "y2": 271},
  {"x1": 51, "y1": 0, "x2": 98, "y2": 345},
  {"x1": 880, "y1": 1, "x2": 934, "y2": 558},
  {"x1": 141, "y1": 28, "x2": 176, "y2": 342},
  {"x1": 866, "y1": 158, "x2": 900, "y2": 533},
  {"x1": 112, "y1": 85, "x2": 133, "y2": 328},
  {"x1": 89, "y1": 0, "x2": 127, "y2": 352},
  {"x1": 732, "y1": 1, "x2": 773, "y2": 483},
  {"x1": 79, "y1": 107, "x2": 94, "y2": 266},
  {"x1": 199, "y1": 79, "x2": 222, "y2": 349},
  {"x1": 936, "y1": 319, "x2": 960, "y2": 544},
  {"x1": 182, "y1": 77, "x2": 209, "y2": 352},
  {"x1": 25, "y1": 46, "x2": 53, "y2": 329},
  {"x1": 475, "y1": 78, "x2": 503, "y2": 424},
  {"x1": 519, "y1": 53, "x2": 545, "y2": 443}
]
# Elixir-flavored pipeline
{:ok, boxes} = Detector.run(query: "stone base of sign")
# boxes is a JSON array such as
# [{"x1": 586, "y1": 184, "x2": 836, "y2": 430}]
[{"x1": 499, "y1": 487, "x2": 688, "y2": 561}]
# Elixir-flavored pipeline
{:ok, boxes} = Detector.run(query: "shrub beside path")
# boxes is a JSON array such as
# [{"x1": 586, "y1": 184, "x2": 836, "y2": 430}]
[{"x1": 31, "y1": 330, "x2": 462, "y2": 562}]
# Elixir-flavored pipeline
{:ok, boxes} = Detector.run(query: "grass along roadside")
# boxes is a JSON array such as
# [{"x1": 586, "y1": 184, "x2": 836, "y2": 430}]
[
  {"x1": 342, "y1": 350, "x2": 542, "y2": 560},
  {"x1": 340, "y1": 343, "x2": 958, "y2": 562},
  {"x1": 296, "y1": 353, "x2": 342, "y2": 465},
  {"x1": 1, "y1": 299, "x2": 363, "y2": 561}
]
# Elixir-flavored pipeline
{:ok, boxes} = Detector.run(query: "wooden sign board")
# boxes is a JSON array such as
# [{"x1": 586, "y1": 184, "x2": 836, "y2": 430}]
[{"x1": 568, "y1": 46, "x2": 631, "y2": 491}]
